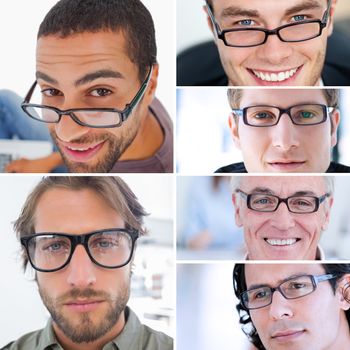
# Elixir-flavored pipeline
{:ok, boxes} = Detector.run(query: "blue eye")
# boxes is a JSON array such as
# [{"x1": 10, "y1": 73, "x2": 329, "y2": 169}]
[
  {"x1": 255, "y1": 112, "x2": 274, "y2": 119},
  {"x1": 293, "y1": 14, "x2": 307, "y2": 21},
  {"x1": 238, "y1": 19, "x2": 254, "y2": 26}
]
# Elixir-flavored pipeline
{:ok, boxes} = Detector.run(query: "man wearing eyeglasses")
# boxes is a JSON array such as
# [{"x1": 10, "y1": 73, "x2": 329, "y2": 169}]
[
  {"x1": 20, "y1": 0, "x2": 173, "y2": 173},
  {"x1": 233, "y1": 263, "x2": 350, "y2": 350},
  {"x1": 215, "y1": 88, "x2": 350, "y2": 173},
  {"x1": 2, "y1": 176, "x2": 172, "y2": 350},
  {"x1": 231, "y1": 176, "x2": 334, "y2": 260},
  {"x1": 204, "y1": 0, "x2": 338, "y2": 86}
]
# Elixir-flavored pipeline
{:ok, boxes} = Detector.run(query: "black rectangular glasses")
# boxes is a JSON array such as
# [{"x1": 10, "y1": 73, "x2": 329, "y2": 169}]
[{"x1": 21, "y1": 228, "x2": 139, "y2": 272}]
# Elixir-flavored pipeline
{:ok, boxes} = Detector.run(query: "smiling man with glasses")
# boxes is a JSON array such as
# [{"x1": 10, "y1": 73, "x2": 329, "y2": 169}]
[
  {"x1": 233, "y1": 263, "x2": 350, "y2": 350},
  {"x1": 215, "y1": 88, "x2": 350, "y2": 173},
  {"x1": 231, "y1": 176, "x2": 334, "y2": 260},
  {"x1": 2, "y1": 176, "x2": 172, "y2": 350},
  {"x1": 204, "y1": 0, "x2": 338, "y2": 86},
  {"x1": 20, "y1": 0, "x2": 173, "y2": 173}
]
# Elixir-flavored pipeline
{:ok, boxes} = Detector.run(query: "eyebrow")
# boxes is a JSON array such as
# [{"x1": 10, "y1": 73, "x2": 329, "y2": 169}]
[
  {"x1": 36, "y1": 69, "x2": 124, "y2": 87},
  {"x1": 220, "y1": 0, "x2": 323, "y2": 20},
  {"x1": 248, "y1": 187, "x2": 317, "y2": 196},
  {"x1": 247, "y1": 273, "x2": 308, "y2": 290}
]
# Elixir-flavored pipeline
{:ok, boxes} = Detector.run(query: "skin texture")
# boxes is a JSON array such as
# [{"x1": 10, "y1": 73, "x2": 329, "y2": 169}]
[
  {"x1": 232, "y1": 176, "x2": 333, "y2": 260},
  {"x1": 36, "y1": 31, "x2": 163, "y2": 173},
  {"x1": 228, "y1": 89, "x2": 340, "y2": 172},
  {"x1": 206, "y1": 0, "x2": 337, "y2": 86},
  {"x1": 245, "y1": 264, "x2": 350, "y2": 350},
  {"x1": 34, "y1": 188, "x2": 131, "y2": 350}
]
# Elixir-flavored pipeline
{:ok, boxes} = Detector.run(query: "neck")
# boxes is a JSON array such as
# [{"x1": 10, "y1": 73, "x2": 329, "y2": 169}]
[
  {"x1": 329, "y1": 312, "x2": 350, "y2": 350},
  {"x1": 52, "y1": 310, "x2": 126, "y2": 350},
  {"x1": 119, "y1": 107, "x2": 164, "y2": 161}
]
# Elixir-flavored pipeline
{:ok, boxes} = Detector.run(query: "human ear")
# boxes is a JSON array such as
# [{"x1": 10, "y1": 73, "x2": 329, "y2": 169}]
[
  {"x1": 336, "y1": 274, "x2": 350, "y2": 311},
  {"x1": 228, "y1": 113, "x2": 241, "y2": 150},
  {"x1": 232, "y1": 193, "x2": 243, "y2": 227},
  {"x1": 330, "y1": 109, "x2": 340, "y2": 148},
  {"x1": 326, "y1": 0, "x2": 338, "y2": 37},
  {"x1": 321, "y1": 196, "x2": 333, "y2": 231}
]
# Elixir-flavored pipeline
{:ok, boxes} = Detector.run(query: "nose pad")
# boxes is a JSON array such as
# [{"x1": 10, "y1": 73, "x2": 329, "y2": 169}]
[
  {"x1": 271, "y1": 114, "x2": 299, "y2": 151},
  {"x1": 54, "y1": 112, "x2": 89, "y2": 142}
]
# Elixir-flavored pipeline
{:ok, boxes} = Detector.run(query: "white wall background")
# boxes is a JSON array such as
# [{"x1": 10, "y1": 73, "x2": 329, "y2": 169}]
[
  {"x1": 0, "y1": 0, "x2": 175, "y2": 118},
  {"x1": 0, "y1": 174, "x2": 173, "y2": 346}
]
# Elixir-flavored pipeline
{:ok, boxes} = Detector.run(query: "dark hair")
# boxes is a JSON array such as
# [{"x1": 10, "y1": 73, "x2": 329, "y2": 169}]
[
  {"x1": 233, "y1": 263, "x2": 350, "y2": 350},
  {"x1": 38, "y1": 0, "x2": 157, "y2": 81},
  {"x1": 14, "y1": 176, "x2": 148, "y2": 271}
]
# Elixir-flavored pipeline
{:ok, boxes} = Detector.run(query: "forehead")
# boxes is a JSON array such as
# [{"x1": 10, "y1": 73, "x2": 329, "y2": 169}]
[
  {"x1": 212, "y1": 0, "x2": 326, "y2": 16},
  {"x1": 245, "y1": 263, "x2": 326, "y2": 288},
  {"x1": 36, "y1": 31, "x2": 137, "y2": 81},
  {"x1": 34, "y1": 187, "x2": 124, "y2": 234},
  {"x1": 240, "y1": 176, "x2": 326, "y2": 194},
  {"x1": 239, "y1": 89, "x2": 327, "y2": 107}
]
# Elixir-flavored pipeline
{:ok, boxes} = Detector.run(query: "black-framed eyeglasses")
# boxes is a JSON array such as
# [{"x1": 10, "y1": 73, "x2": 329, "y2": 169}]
[
  {"x1": 232, "y1": 104, "x2": 334, "y2": 127},
  {"x1": 240, "y1": 273, "x2": 337, "y2": 310},
  {"x1": 236, "y1": 189, "x2": 330, "y2": 213},
  {"x1": 206, "y1": 0, "x2": 331, "y2": 48},
  {"x1": 21, "y1": 66, "x2": 153, "y2": 128},
  {"x1": 20, "y1": 228, "x2": 139, "y2": 272}
]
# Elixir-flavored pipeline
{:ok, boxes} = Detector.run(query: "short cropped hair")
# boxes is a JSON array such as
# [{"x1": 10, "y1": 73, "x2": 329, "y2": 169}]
[
  {"x1": 14, "y1": 176, "x2": 148, "y2": 270},
  {"x1": 38, "y1": 0, "x2": 157, "y2": 81},
  {"x1": 233, "y1": 263, "x2": 350, "y2": 350},
  {"x1": 227, "y1": 89, "x2": 340, "y2": 110}
]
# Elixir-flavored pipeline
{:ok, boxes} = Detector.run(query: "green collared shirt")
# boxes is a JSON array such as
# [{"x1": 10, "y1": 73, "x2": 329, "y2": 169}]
[{"x1": 1, "y1": 307, "x2": 173, "y2": 350}]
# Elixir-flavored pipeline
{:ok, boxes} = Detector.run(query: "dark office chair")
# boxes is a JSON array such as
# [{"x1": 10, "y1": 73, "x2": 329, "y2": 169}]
[{"x1": 177, "y1": 27, "x2": 350, "y2": 86}]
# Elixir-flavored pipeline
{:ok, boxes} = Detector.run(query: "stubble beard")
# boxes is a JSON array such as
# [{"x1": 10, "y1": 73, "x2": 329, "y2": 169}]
[{"x1": 39, "y1": 284, "x2": 130, "y2": 343}]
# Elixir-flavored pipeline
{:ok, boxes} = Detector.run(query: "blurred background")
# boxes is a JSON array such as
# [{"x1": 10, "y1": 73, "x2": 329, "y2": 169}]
[
  {"x1": 177, "y1": 0, "x2": 350, "y2": 54},
  {"x1": 177, "y1": 175, "x2": 350, "y2": 260},
  {"x1": 176, "y1": 88, "x2": 350, "y2": 174},
  {"x1": 0, "y1": 174, "x2": 174, "y2": 346}
]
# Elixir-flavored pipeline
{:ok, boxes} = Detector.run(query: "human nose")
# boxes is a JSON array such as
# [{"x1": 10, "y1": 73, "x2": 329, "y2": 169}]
[
  {"x1": 270, "y1": 200, "x2": 296, "y2": 230},
  {"x1": 66, "y1": 245, "x2": 97, "y2": 288},
  {"x1": 268, "y1": 289, "x2": 294, "y2": 320},
  {"x1": 271, "y1": 114, "x2": 300, "y2": 151},
  {"x1": 256, "y1": 33, "x2": 293, "y2": 64},
  {"x1": 54, "y1": 112, "x2": 89, "y2": 142}
]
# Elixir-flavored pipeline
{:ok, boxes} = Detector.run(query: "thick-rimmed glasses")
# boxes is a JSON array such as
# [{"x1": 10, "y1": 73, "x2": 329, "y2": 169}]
[
  {"x1": 240, "y1": 274, "x2": 337, "y2": 310},
  {"x1": 206, "y1": 1, "x2": 331, "y2": 48},
  {"x1": 20, "y1": 228, "x2": 139, "y2": 272},
  {"x1": 21, "y1": 66, "x2": 153, "y2": 128},
  {"x1": 232, "y1": 104, "x2": 334, "y2": 127},
  {"x1": 236, "y1": 189, "x2": 330, "y2": 213}
]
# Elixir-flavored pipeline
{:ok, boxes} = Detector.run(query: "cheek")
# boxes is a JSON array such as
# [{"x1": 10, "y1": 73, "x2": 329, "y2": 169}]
[{"x1": 218, "y1": 44, "x2": 251, "y2": 68}]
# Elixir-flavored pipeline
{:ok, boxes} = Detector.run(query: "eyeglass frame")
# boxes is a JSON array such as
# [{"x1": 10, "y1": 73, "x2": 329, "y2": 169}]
[
  {"x1": 20, "y1": 228, "x2": 140, "y2": 272},
  {"x1": 240, "y1": 273, "x2": 338, "y2": 310},
  {"x1": 232, "y1": 103, "x2": 335, "y2": 127},
  {"x1": 236, "y1": 189, "x2": 330, "y2": 214},
  {"x1": 205, "y1": 0, "x2": 332, "y2": 48},
  {"x1": 21, "y1": 65, "x2": 153, "y2": 129}
]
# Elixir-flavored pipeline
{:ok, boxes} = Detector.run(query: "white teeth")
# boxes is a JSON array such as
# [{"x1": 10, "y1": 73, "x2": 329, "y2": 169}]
[
  {"x1": 253, "y1": 68, "x2": 298, "y2": 82},
  {"x1": 67, "y1": 146, "x2": 92, "y2": 151},
  {"x1": 266, "y1": 238, "x2": 297, "y2": 246}
]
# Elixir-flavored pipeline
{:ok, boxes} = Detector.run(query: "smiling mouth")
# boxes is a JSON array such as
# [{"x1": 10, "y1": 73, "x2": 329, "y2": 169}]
[
  {"x1": 265, "y1": 238, "x2": 300, "y2": 246},
  {"x1": 250, "y1": 67, "x2": 300, "y2": 82}
]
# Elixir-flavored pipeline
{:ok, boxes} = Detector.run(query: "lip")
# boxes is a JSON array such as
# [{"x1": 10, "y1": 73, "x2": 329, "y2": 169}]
[
  {"x1": 58, "y1": 140, "x2": 106, "y2": 163},
  {"x1": 64, "y1": 299, "x2": 105, "y2": 312},
  {"x1": 248, "y1": 66, "x2": 302, "y2": 86},
  {"x1": 267, "y1": 161, "x2": 306, "y2": 171},
  {"x1": 271, "y1": 329, "x2": 305, "y2": 342}
]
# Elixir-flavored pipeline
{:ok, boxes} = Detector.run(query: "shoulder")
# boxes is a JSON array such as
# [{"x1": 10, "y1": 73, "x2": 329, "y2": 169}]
[
  {"x1": 215, "y1": 162, "x2": 247, "y2": 173},
  {"x1": 140, "y1": 324, "x2": 173, "y2": 350},
  {"x1": 326, "y1": 161, "x2": 350, "y2": 173},
  {"x1": 0, "y1": 328, "x2": 45, "y2": 350}
]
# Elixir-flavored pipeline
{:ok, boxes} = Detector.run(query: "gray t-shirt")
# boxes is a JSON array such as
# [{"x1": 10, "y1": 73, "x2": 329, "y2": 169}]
[
  {"x1": 110, "y1": 98, "x2": 173, "y2": 173},
  {"x1": 1, "y1": 307, "x2": 173, "y2": 350}
]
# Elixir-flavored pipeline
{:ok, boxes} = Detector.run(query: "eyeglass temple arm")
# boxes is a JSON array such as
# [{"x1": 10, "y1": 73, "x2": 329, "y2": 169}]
[
  {"x1": 23, "y1": 81, "x2": 38, "y2": 104},
  {"x1": 205, "y1": 2, "x2": 222, "y2": 35},
  {"x1": 122, "y1": 65, "x2": 153, "y2": 121},
  {"x1": 322, "y1": 0, "x2": 332, "y2": 23}
]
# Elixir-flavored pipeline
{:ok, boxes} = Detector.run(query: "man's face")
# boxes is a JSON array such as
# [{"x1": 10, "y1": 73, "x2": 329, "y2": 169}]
[
  {"x1": 245, "y1": 264, "x2": 350, "y2": 350},
  {"x1": 232, "y1": 176, "x2": 333, "y2": 259},
  {"x1": 207, "y1": 0, "x2": 336, "y2": 86},
  {"x1": 36, "y1": 31, "x2": 156, "y2": 172},
  {"x1": 229, "y1": 89, "x2": 340, "y2": 172},
  {"x1": 34, "y1": 187, "x2": 131, "y2": 343}
]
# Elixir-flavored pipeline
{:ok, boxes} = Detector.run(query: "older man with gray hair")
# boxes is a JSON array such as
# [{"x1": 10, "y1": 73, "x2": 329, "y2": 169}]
[{"x1": 231, "y1": 176, "x2": 334, "y2": 260}]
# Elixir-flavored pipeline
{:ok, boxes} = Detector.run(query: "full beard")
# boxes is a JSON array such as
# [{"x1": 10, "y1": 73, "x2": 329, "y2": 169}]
[
  {"x1": 39, "y1": 285, "x2": 130, "y2": 343},
  {"x1": 50, "y1": 128, "x2": 138, "y2": 173}
]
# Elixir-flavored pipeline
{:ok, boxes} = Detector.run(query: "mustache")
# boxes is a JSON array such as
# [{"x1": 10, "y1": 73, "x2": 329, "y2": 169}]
[{"x1": 57, "y1": 288, "x2": 111, "y2": 303}]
